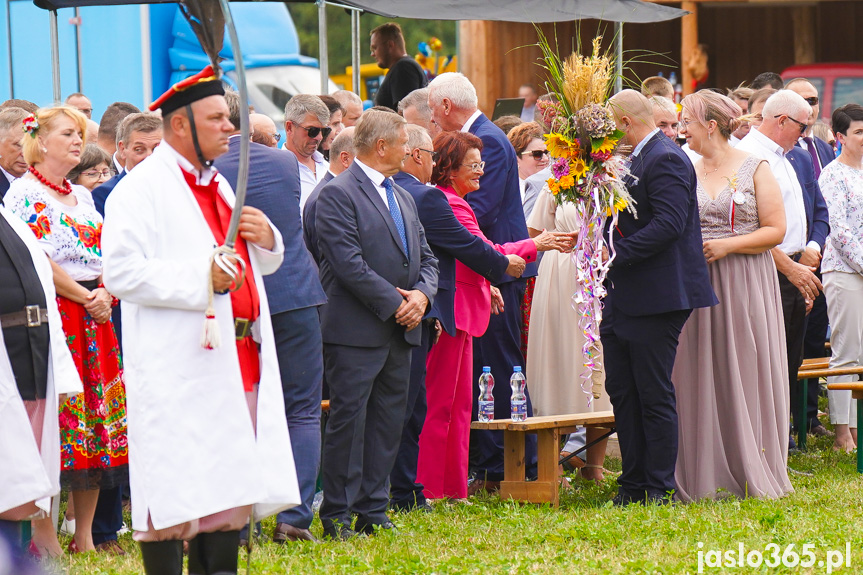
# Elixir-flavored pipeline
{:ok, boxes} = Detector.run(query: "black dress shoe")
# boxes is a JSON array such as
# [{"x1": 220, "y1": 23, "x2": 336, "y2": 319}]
[
  {"x1": 611, "y1": 492, "x2": 639, "y2": 507},
  {"x1": 391, "y1": 499, "x2": 432, "y2": 513},
  {"x1": 322, "y1": 523, "x2": 360, "y2": 541},
  {"x1": 810, "y1": 423, "x2": 834, "y2": 438},
  {"x1": 354, "y1": 520, "x2": 398, "y2": 536},
  {"x1": 644, "y1": 492, "x2": 673, "y2": 506}
]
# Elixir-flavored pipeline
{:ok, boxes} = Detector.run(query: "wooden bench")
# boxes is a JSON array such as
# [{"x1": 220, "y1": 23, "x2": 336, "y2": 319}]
[
  {"x1": 826, "y1": 380, "x2": 863, "y2": 473},
  {"x1": 795, "y1": 358, "x2": 863, "y2": 449},
  {"x1": 470, "y1": 411, "x2": 615, "y2": 507}
]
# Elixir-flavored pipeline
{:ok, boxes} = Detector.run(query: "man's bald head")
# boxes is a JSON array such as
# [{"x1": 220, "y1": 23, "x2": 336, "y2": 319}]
[
  {"x1": 609, "y1": 89, "x2": 656, "y2": 148},
  {"x1": 250, "y1": 113, "x2": 279, "y2": 148}
]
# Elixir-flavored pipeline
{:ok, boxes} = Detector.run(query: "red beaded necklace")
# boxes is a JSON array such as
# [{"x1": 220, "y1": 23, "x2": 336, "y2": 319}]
[{"x1": 29, "y1": 165, "x2": 73, "y2": 196}]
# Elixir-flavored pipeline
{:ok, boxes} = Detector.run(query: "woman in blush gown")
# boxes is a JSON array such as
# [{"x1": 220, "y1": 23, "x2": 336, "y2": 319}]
[{"x1": 673, "y1": 90, "x2": 792, "y2": 501}]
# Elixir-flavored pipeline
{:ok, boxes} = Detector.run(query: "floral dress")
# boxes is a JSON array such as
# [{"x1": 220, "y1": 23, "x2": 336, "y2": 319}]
[{"x1": 6, "y1": 177, "x2": 128, "y2": 490}]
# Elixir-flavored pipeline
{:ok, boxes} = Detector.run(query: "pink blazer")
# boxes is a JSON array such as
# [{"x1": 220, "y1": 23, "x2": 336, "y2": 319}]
[{"x1": 439, "y1": 185, "x2": 537, "y2": 337}]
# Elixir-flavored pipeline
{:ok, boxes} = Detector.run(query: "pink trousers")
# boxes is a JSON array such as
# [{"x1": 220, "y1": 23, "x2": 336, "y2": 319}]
[{"x1": 417, "y1": 329, "x2": 472, "y2": 499}]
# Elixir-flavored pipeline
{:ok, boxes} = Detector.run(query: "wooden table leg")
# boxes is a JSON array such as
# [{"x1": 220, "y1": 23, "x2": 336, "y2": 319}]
[
  {"x1": 536, "y1": 428, "x2": 560, "y2": 507},
  {"x1": 855, "y1": 392, "x2": 863, "y2": 474},
  {"x1": 499, "y1": 430, "x2": 525, "y2": 503}
]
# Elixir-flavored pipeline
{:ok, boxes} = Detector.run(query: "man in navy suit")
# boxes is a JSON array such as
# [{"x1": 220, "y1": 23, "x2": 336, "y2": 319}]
[
  {"x1": 315, "y1": 110, "x2": 438, "y2": 539},
  {"x1": 428, "y1": 72, "x2": 539, "y2": 490},
  {"x1": 214, "y1": 92, "x2": 327, "y2": 544},
  {"x1": 389, "y1": 124, "x2": 525, "y2": 511},
  {"x1": 787, "y1": 77, "x2": 835, "y2": 437},
  {"x1": 304, "y1": 127, "x2": 355, "y2": 264},
  {"x1": 738, "y1": 90, "x2": 829, "y2": 442},
  {"x1": 89, "y1": 111, "x2": 162, "y2": 555},
  {"x1": 605, "y1": 90, "x2": 717, "y2": 505},
  {"x1": 0, "y1": 107, "x2": 30, "y2": 203}
]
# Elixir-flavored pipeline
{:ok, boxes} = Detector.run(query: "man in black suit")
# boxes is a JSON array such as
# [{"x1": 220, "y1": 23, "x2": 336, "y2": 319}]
[
  {"x1": 389, "y1": 124, "x2": 524, "y2": 511},
  {"x1": 315, "y1": 110, "x2": 438, "y2": 539},
  {"x1": 304, "y1": 127, "x2": 355, "y2": 265},
  {"x1": 0, "y1": 107, "x2": 29, "y2": 202},
  {"x1": 605, "y1": 90, "x2": 717, "y2": 505},
  {"x1": 787, "y1": 77, "x2": 836, "y2": 437}
]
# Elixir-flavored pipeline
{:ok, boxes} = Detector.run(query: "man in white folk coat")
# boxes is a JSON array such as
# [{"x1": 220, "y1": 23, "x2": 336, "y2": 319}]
[{"x1": 101, "y1": 67, "x2": 300, "y2": 575}]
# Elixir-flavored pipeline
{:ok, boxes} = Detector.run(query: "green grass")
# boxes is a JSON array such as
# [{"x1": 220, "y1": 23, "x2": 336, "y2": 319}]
[{"x1": 51, "y1": 433, "x2": 863, "y2": 575}]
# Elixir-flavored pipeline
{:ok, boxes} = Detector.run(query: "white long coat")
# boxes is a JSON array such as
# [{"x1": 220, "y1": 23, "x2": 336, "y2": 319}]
[
  {"x1": 101, "y1": 145, "x2": 300, "y2": 531},
  {"x1": 0, "y1": 206, "x2": 82, "y2": 516}
]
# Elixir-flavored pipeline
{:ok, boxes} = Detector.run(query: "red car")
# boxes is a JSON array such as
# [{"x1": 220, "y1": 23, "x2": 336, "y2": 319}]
[{"x1": 781, "y1": 63, "x2": 863, "y2": 121}]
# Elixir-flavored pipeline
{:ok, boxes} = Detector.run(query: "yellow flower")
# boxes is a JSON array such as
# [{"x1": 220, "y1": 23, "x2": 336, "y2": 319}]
[
  {"x1": 570, "y1": 158, "x2": 588, "y2": 179},
  {"x1": 559, "y1": 175, "x2": 575, "y2": 189},
  {"x1": 614, "y1": 198, "x2": 628, "y2": 211},
  {"x1": 545, "y1": 133, "x2": 575, "y2": 158},
  {"x1": 593, "y1": 137, "x2": 617, "y2": 154}
]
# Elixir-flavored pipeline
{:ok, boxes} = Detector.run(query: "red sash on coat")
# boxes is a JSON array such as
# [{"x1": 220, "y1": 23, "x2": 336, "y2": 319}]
[{"x1": 182, "y1": 169, "x2": 261, "y2": 391}]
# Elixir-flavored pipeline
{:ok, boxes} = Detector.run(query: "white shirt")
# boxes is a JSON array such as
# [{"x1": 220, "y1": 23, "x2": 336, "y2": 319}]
[
  {"x1": 632, "y1": 128, "x2": 660, "y2": 158},
  {"x1": 519, "y1": 178, "x2": 528, "y2": 204},
  {"x1": 161, "y1": 140, "x2": 218, "y2": 185},
  {"x1": 520, "y1": 105, "x2": 536, "y2": 123},
  {"x1": 112, "y1": 152, "x2": 124, "y2": 176},
  {"x1": 460, "y1": 110, "x2": 483, "y2": 133},
  {"x1": 737, "y1": 128, "x2": 808, "y2": 255},
  {"x1": 282, "y1": 143, "x2": 328, "y2": 210},
  {"x1": 0, "y1": 166, "x2": 15, "y2": 184},
  {"x1": 355, "y1": 158, "x2": 392, "y2": 208}
]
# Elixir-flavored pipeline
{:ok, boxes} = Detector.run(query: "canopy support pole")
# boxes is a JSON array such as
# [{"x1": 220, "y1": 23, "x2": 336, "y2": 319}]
[
  {"x1": 614, "y1": 22, "x2": 623, "y2": 94},
  {"x1": 351, "y1": 8, "x2": 360, "y2": 94},
  {"x1": 50, "y1": 9, "x2": 61, "y2": 103},
  {"x1": 74, "y1": 7, "x2": 83, "y2": 92},
  {"x1": 317, "y1": 0, "x2": 328, "y2": 94},
  {"x1": 5, "y1": 0, "x2": 13, "y2": 97}
]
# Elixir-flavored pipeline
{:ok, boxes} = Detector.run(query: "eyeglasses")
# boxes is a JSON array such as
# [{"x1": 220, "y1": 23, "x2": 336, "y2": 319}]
[
  {"x1": 803, "y1": 96, "x2": 819, "y2": 106},
  {"x1": 417, "y1": 148, "x2": 439, "y2": 161},
  {"x1": 459, "y1": 161, "x2": 485, "y2": 173},
  {"x1": 81, "y1": 168, "x2": 112, "y2": 179},
  {"x1": 521, "y1": 149, "x2": 550, "y2": 160},
  {"x1": 775, "y1": 115, "x2": 808, "y2": 135},
  {"x1": 272, "y1": 133, "x2": 282, "y2": 143},
  {"x1": 296, "y1": 124, "x2": 332, "y2": 139}
]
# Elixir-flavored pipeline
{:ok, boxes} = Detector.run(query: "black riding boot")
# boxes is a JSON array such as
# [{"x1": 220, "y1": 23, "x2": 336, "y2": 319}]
[
  {"x1": 139, "y1": 540, "x2": 184, "y2": 575},
  {"x1": 187, "y1": 530, "x2": 241, "y2": 575}
]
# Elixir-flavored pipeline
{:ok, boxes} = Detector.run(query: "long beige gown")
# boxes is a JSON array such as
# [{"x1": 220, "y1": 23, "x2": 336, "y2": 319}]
[
  {"x1": 672, "y1": 155, "x2": 792, "y2": 501},
  {"x1": 526, "y1": 185, "x2": 611, "y2": 416}
]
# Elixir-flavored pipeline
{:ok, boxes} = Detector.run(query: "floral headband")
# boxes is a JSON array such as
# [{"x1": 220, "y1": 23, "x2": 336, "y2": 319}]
[{"x1": 23, "y1": 114, "x2": 39, "y2": 137}]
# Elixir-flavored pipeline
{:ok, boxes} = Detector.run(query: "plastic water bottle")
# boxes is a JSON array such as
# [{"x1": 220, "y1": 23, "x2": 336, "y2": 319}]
[
  {"x1": 478, "y1": 367, "x2": 495, "y2": 422},
  {"x1": 510, "y1": 366, "x2": 527, "y2": 422}
]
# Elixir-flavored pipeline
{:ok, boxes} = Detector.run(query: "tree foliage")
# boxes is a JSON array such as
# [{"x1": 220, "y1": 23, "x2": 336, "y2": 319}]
[{"x1": 285, "y1": 2, "x2": 457, "y2": 74}]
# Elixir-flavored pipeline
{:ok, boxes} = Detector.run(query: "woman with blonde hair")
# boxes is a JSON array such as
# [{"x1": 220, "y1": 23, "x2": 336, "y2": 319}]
[
  {"x1": 5, "y1": 106, "x2": 128, "y2": 553},
  {"x1": 674, "y1": 90, "x2": 791, "y2": 501}
]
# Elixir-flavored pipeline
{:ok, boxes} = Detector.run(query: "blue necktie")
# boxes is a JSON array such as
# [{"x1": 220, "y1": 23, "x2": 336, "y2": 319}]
[
  {"x1": 383, "y1": 178, "x2": 408, "y2": 256},
  {"x1": 802, "y1": 137, "x2": 822, "y2": 179}
]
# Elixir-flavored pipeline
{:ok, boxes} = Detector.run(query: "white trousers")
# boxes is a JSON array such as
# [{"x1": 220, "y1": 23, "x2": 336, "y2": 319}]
[{"x1": 824, "y1": 271, "x2": 863, "y2": 427}]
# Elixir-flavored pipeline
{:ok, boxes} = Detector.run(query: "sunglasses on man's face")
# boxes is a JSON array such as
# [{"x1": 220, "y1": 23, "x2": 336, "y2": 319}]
[
  {"x1": 776, "y1": 115, "x2": 808, "y2": 135},
  {"x1": 521, "y1": 149, "x2": 550, "y2": 160},
  {"x1": 803, "y1": 96, "x2": 819, "y2": 106},
  {"x1": 296, "y1": 124, "x2": 332, "y2": 139}
]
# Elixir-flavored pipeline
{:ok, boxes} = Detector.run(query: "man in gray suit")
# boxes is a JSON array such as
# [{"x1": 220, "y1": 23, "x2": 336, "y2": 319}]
[{"x1": 315, "y1": 110, "x2": 438, "y2": 540}]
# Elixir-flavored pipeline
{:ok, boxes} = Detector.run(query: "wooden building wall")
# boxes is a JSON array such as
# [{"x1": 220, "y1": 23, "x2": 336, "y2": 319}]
[{"x1": 459, "y1": 2, "x2": 863, "y2": 115}]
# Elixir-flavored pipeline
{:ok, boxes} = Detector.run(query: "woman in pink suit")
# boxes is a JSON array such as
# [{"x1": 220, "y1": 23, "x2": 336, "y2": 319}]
[{"x1": 417, "y1": 131, "x2": 572, "y2": 499}]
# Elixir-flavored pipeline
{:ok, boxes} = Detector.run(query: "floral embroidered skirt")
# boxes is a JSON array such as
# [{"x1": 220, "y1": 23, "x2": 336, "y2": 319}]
[
  {"x1": 57, "y1": 296, "x2": 129, "y2": 490},
  {"x1": 520, "y1": 277, "x2": 536, "y2": 366}
]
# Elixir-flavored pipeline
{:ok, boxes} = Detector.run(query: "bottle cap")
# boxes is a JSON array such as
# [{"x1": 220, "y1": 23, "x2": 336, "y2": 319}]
[
  {"x1": 482, "y1": 366, "x2": 491, "y2": 373},
  {"x1": 513, "y1": 366, "x2": 522, "y2": 372}
]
